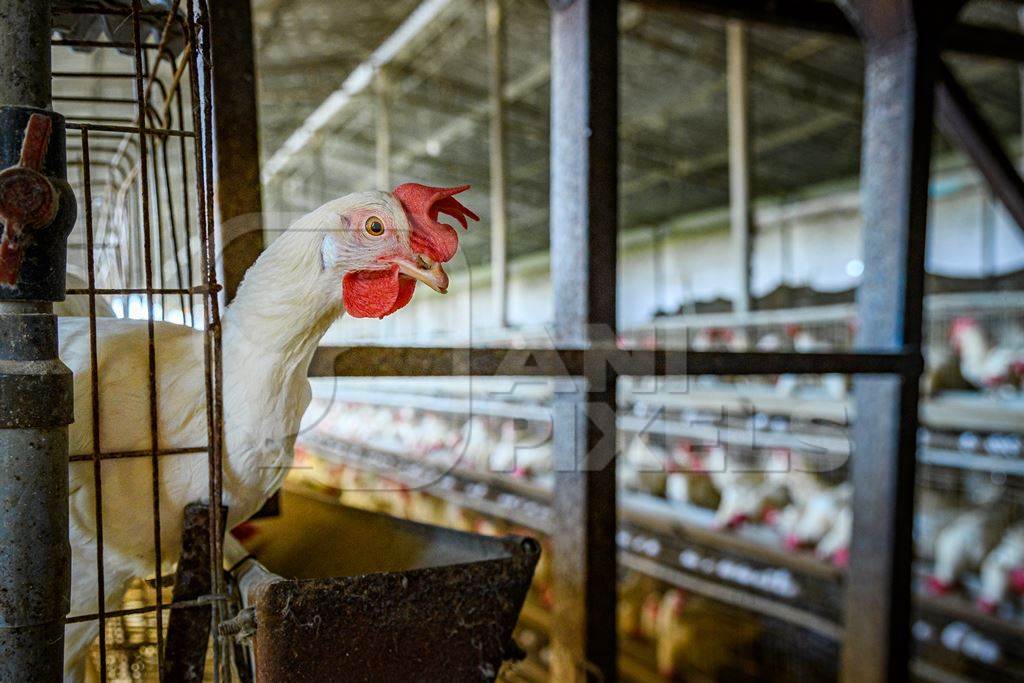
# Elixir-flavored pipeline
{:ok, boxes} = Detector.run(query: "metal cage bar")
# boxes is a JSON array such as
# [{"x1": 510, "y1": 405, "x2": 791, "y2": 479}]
[{"x1": 47, "y1": 2, "x2": 229, "y2": 680}]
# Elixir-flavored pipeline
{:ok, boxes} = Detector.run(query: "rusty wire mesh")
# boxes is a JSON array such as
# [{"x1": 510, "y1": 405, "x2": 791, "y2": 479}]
[{"x1": 53, "y1": 1, "x2": 227, "y2": 680}]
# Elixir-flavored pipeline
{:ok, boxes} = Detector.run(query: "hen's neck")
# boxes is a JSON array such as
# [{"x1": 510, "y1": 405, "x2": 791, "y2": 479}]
[{"x1": 221, "y1": 227, "x2": 342, "y2": 368}]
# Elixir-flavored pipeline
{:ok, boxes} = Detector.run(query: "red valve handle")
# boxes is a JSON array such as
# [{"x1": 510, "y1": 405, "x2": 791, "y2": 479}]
[{"x1": 0, "y1": 114, "x2": 58, "y2": 286}]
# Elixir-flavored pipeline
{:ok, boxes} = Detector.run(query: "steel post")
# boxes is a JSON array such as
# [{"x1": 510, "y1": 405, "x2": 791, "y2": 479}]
[
  {"x1": 838, "y1": 2, "x2": 945, "y2": 680},
  {"x1": 487, "y1": 0, "x2": 509, "y2": 328},
  {"x1": 0, "y1": 1, "x2": 76, "y2": 678},
  {"x1": 726, "y1": 20, "x2": 753, "y2": 314},
  {"x1": 549, "y1": 0, "x2": 619, "y2": 680}
]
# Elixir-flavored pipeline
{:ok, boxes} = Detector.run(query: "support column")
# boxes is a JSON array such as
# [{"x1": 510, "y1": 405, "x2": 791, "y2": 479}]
[
  {"x1": 727, "y1": 20, "x2": 752, "y2": 314},
  {"x1": 0, "y1": 1, "x2": 76, "y2": 679},
  {"x1": 0, "y1": 0, "x2": 50, "y2": 109},
  {"x1": 839, "y1": 3, "x2": 943, "y2": 680},
  {"x1": 487, "y1": 0, "x2": 509, "y2": 329},
  {"x1": 549, "y1": 1, "x2": 618, "y2": 681},
  {"x1": 207, "y1": 0, "x2": 264, "y2": 303},
  {"x1": 375, "y1": 69, "x2": 391, "y2": 191}
]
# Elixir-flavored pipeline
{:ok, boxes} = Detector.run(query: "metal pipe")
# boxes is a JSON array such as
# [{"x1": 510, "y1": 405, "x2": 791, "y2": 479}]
[
  {"x1": 487, "y1": 0, "x2": 509, "y2": 328},
  {"x1": 0, "y1": 0, "x2": 51, "y2": 109},
  {"x1": 0, "y1": 2, "x2": 75, "y2": 673},
  {"x1": 726, "y1": 20, "x2": 752, "y2": 314}
]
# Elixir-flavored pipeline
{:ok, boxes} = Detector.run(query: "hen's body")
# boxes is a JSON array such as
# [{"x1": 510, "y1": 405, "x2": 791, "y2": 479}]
[
  {"x1": 61, "y1": 227, "x2": 339, "y2": 679},
  {"x1": 56, "y1": 185, "x2": 475, "y2": 680}
]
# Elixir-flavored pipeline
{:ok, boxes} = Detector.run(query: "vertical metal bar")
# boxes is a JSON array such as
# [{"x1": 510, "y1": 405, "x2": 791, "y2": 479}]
[
  {"x1": 727, "y1": 20, "x2": 753, "y2": 314},
  {"x1": 175, "y1": 92, "x2": 196, "y2": 325},
  {"x1": 206, "y1": 0, "x2": 264, "y2": 304},
  {"x1": 375, "y1": 69, "x2": 391, "y2": 191},
  {"x1": 549, "y1": 1, "x2": 618, "y2": 681},
  {"x1": 981, "y1": 189, "x2": 995, "y2": 282},
  {"x1": 0, "y1": 0, "x2": 51, "y2": 109},
  {"x1": 0, "y1": 1, "x2": 73, "y2": 678},
  {"x1": 83, "y1": 128, "x2": 109, "y2": 683},
  {"x1": 487, "y1": 0, "x2": 509, "y2": 329},
  {"x1": 652, "y1": 224, "x2": 665, "y2": 313},
  {"x1": 129, "y1": 1, "x2": 166, "y2": 672},
  {"x1": 195, "y1": 3, "x2": 229, "y2": 678},
  {"x1": 840, "y1": 25, "x2": 936, "y2": 683}
]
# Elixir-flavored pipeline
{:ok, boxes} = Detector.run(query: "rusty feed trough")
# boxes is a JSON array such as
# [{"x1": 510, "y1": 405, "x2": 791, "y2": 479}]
[{"x1": 232, "y1": 493, "x2": 539, "y2": 682}]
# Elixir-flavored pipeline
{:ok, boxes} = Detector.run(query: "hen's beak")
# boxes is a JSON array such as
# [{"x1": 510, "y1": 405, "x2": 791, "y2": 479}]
[{"x1": 396, "y1": 254, "x2": 449, "y2": 294}]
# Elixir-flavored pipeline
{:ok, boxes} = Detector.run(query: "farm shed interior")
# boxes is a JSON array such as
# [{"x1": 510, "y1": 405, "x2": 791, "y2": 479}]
[{"x1": 0, "y1": 0, "x2": 1023, "y2": 681}]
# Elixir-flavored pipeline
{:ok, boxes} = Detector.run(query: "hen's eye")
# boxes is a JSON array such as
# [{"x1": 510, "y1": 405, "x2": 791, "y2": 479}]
[{"x1": 364, "y1": 217, "x2": 385, "y2": 236}]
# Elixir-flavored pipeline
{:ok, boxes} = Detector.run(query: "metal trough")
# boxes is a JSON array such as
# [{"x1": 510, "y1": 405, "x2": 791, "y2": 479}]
[{"x1": 230, "y1": 491, "x2": 540, "y2": 682}]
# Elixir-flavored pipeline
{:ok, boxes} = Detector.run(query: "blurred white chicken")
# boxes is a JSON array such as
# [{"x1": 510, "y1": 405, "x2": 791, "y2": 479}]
[
  {"x1": 926, "y1": 505, "x2": 1010, "y2": 596},
  {"x1": 949, "y1": 317, "x2": 1024, "y2": 391},
  {"x1": 60, "y1": 184, "x2": 478, "y2": 678},
  {"x1": 977, "y1": 524, "x2": 1024, "y2": 613},
  {"x1": 620, "y1": 433, "x2": 669, "y2": 496},
  {"x1": 775, "y1": 471, "x2": 851, "y2": 558},
  {"x1": 664, "y1": 442, "x2": 720, "y2": 510},
  {"x1": 710, "y1": 457, "x2": 787, "y2": 530}
]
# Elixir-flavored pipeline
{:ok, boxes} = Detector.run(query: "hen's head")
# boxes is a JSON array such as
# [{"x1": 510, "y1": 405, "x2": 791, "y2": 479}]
[{"x1": 318, "y1": 183, "x2": 478, "y2": 318}]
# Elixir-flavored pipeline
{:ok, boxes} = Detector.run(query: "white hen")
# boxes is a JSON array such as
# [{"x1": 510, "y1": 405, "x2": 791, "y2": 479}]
[{"x1": 60, "y1": 185, "x2": 478, "y2": 679}]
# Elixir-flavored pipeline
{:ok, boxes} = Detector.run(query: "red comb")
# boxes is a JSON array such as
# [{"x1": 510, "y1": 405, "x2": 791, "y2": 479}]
[
  {"x1": 393, "y1": 183, "x2": 479, "y2": 263},
  {"x1": 949, "y1": 317, "x2": 977, "y2": 341}
]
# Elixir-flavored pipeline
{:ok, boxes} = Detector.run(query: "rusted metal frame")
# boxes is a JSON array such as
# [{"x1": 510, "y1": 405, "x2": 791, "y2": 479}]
[
  {"x1": 143, "y1": 83, "x2": 170, "y2": 316},
  {"x1": 727, "y1": 19, "x2": 753, "y2": 314},
  {"x1": 51, "y1": 38, "x2": 162, "y2": 50},
  {"x1": 162, "y1": 502, "x2": 227, "y2": 682},
  {"x1": 157, "y1": 112, "x2": 188, "y2": 317},
  {"x1": 176, "y1": 91, "x2": 197, "y2": 326},
  {"x1": 936, "y1": 60, "x2": 1024, "y2": 236},
  {"x1": 134, "y1": 46, "x2": 189, "y2": 317},
  {"x1": 80, "y1": 127, "x2": 110, "y2": 681},
  {"x1": 65, "y1": 121, "x2": 196, "y2": 138},
  {"x1": 643, "y1": 0, "x2": 1024, "y2": 62},
  {"x1": 69, "y1": 445, "x2": 208, "y2": 463},
  {"x1": 140, "y1": 0, "x2": 184, "y2": 111},
  {"x1": 68, "y1": 286, "x2": 197, "y2": 295},
  {"x1": 837, "y1": 2, "x2": 942, "y2": 680},
  {"x1": 65, "y1": 594, "x2": 226, "y2": 624},
  {"x1": 309, "y1": 345, "x2": 918, "y2": 378},
  {"x1": 192, "y1": 1, "x2": 229, "y2": 677},
  {"x1": 205, "y1": 0, "x2": 265, "y2": 304},
  {"x1": 488, "y1": 0, "x2": 510, "y2": 328},
  {"x1": 549, "y1": 1, "x2": 619, "y2": 680},
  {"x1": 54, "y1": 95, "x2": 138, "y2": 105},
  {"x1": 53, "y1": 71, "x2": 139, "y2": 80},
  {"x1": 52, "y1": 5, "x2": 169, "y2": 17},
  {"x1": 130, "y1": 0, "x2": 168, "y2": 670}
]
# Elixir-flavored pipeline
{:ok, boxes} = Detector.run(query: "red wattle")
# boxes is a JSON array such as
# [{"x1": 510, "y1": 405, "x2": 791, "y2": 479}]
[
  {"x1": 1010, "y1": 567, "x2": 1024, "y2": 593},
  {"x1": 342, "y1": 265, "x2": 417, "y2": 318}
]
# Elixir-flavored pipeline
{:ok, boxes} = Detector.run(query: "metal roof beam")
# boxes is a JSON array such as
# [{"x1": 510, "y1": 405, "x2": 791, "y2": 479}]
[
  {"x1": 261, "y1": 0, "x2": 457, "y2": 184},
  {"x1": 936, "y1": 59, "x2": 1024, "y2": 237},
  {"x1": 642, "y1": 0, "x2": 1024, "y2": 62}
]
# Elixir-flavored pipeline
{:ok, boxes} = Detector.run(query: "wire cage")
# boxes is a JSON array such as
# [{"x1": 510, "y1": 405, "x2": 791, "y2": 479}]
[{"x1": 51, "y1": 1, "x2": 228, "y2": 680}]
